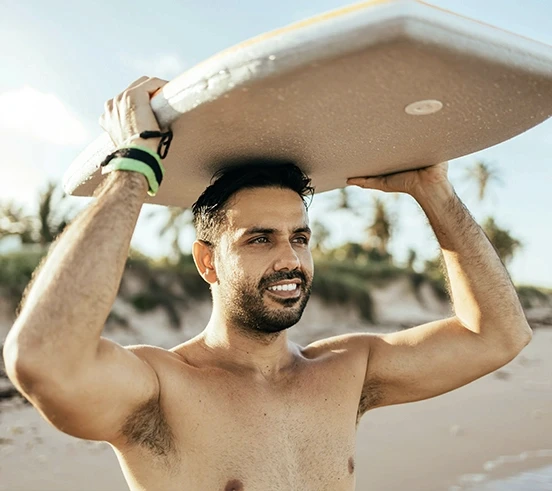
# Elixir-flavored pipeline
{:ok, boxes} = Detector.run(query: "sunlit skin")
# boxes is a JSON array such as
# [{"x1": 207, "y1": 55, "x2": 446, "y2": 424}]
[{"x1": 192, "y1": 186, "x2": 314, "y2": 378}]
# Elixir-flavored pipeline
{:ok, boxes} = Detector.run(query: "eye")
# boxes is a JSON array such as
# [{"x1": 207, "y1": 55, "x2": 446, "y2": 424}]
[
  {"x1": 293, "y1": 236, "x2": 309, "y2": 245},
  {"x1": 251, "y1": 236, "x2": 269, "y2": 244}
]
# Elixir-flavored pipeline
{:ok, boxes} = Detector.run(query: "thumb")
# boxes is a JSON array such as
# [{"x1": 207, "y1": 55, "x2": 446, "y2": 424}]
[{"x1": 346, "y1": 176, "x2": 387, "y2": 191}]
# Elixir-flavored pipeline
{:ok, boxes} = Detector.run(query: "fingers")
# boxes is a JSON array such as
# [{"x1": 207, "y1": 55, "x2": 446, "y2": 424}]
[
  {"x1": 124, "y1": 76, "x2": 149, "y2": 91},
  {"x1": 347, "y1": 177, "x2": 373, "y2": 186},
  {"x1": 98, "y1": 76, "x2": 169, "y2": 148},
  {"x1": 115, "y1": 77, "x2": 168, "y2": 106},
  {"x1": 347, "y1": 176, "x2": 387, "y2": 191},
  {"x1": 347, "y1": 162, "x2": 450, "y2": 195},
  {"x1": 100, "y1": 78, "x2": 141, "y2": 129},
  {"x1": 99, "y1": 76, "x2": 168, "y2": 133},
  {"x1": 107, "y1": 76, "x2": 168, "y2": 108},
  {"x1": 99, "y1": 98, "x2": 114, "y2": 129},
  {"x1": 128, "y1": 76, "x2": 169, "y2": 98}
]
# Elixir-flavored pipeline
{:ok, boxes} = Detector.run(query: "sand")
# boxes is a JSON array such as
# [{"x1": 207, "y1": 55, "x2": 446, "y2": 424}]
[
  {"x1": 1, "y1": 327, "x2": 551, "y2": 491},
  {"x1": 355, "y1": 326, "x2": 552, "y2": 490}
]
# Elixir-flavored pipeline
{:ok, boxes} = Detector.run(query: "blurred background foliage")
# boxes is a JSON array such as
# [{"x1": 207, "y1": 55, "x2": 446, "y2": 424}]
[{"x1": 0, "y1": 160, "x2": 549, "y2": 325}]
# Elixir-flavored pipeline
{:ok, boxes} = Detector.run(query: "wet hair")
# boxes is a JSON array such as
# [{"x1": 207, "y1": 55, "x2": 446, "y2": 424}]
[{"x1": 191, "y1": 161, "x2": 314, "y2": 246}]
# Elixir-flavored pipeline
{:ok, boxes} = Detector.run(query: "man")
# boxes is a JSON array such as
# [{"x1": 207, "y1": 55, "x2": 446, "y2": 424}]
[{"x1": 3, "y1": 77, "x2": 532, "y2": 491}]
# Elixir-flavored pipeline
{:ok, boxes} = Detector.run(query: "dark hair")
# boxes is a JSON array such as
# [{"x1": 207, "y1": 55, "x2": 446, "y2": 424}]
[{"x1": 191, "y1": 161, "x2": 314, "y2": 246}]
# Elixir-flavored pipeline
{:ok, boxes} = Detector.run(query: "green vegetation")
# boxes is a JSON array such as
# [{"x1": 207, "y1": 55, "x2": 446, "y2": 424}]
[
  {"x1": 0, "y1": 181, "x2": 74, "y2": 246},
  {"x1": 1, "y1": 240, "x2": 550, "y2": 328},
  {"x1": 364, "y1": 197, "x2": 394, "y2": 256},
  {"x1": 0, "y1": 160, "x2": 549, "y2": 328},
  {"x1": 463, "y1": 160, "x2": 503, "y2": 202},
  {"x1": 516, "y1": 285, "x2": 552, "y2": 309},
  {"x1": 0, "y1": 248, "x2": 418, "y2": 325},
  {"x1": 0, "y1": 247, "x2": 46, "y2": 310},
  {"x1": 482, "y1": 217, "x2": 522, "y2": 266}
]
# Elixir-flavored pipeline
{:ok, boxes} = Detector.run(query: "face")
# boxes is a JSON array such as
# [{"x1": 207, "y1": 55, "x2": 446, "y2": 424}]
[{"x1": 213, "y1": 187, "x2": 314, "y2": 338}]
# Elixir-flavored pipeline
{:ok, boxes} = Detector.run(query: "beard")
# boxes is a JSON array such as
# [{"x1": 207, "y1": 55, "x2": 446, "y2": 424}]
[{"x1": 219, "y1": 269, "x2": 312, "y2": 340}]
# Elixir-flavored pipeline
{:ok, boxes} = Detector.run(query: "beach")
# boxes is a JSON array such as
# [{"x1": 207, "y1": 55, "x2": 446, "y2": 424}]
[
  {"x1": 1, "y1": 324, "x2": 551, "y2": 490},
  {"x1": 355, "y1": 325, "x2": 552, "y2": 490}
]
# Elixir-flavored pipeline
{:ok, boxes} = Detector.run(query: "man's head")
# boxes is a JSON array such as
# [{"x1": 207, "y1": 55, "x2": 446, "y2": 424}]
[{"x1": 191, "y1": 162, "x2": 315, "y2": 339}]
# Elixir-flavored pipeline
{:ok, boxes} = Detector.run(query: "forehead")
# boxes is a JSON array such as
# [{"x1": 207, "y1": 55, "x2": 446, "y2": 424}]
[{"x1": 225, "y1": 187, "x2": 309, "y2": 233}]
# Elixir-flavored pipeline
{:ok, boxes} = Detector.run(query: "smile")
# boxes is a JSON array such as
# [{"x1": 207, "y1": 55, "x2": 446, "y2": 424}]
[
  {"x1": 268, "y1": 284, "x2": 298, "y2": 292},
  {"x1": 265, "y1": 283, "x2": 301, "y2": 299}
]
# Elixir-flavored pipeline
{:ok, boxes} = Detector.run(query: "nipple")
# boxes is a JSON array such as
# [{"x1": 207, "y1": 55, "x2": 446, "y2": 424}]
[
  {"x1": 348, "y1": 456, "x2": 355, "y2": 474},
  {"x1": 224, "y1": 479, "x2": 244, "y2": 491}
]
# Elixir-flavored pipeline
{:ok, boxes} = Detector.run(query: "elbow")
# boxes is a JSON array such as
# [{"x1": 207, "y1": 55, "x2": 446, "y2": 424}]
[
  {"x1": 3, "y1": 336, "x2": 34, "y2": 392},
  {"x1": 3, "y1": 328, "x2": 47, "y2": 394},
  {"x1": 516, "y1": 318, "x2": 533, "y2": 344},
  {"x1": 3, "y1": 330, "x2": 20, "y2": 380},
  {"x1": 4, "y1": 324, "x2": 91, "y2": 397},
  {"x1": 518, "y1": 322, "x2": 533, "y2": 347},
  {"x1": 481, "y1": 320, "x2": 533, "y2": 364},
  {"x1": 505, "y1": 322, "x2": 533, "y2": 358}
]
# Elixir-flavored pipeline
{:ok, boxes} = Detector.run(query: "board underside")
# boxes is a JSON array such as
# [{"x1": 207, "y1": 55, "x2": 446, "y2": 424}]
[{"x1": 63, "y1": 0, "x2": 552, "y2": 208}]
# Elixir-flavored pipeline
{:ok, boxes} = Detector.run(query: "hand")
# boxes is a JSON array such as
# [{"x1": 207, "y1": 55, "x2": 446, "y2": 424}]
[
  {"x1": 99, "y1": 76, "x2": 168, "y2": 151},
  {"x1": 346, "y1": 162, "x2": 451, "y2": 198}
]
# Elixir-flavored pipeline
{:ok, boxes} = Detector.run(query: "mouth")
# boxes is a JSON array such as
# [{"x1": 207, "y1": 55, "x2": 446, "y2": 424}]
[{"x1": 265, "y1": 281, "x2": 302, "y2": 299}]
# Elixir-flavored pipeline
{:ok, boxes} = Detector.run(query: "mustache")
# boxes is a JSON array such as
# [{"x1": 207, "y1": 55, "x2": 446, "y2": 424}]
[{"x1": 259, "y1": 270, "x2": 307, "y2": 289}]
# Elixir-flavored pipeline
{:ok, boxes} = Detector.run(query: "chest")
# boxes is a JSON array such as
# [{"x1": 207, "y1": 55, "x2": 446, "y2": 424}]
[{"x1": 168, "y1": 363, "x2": 361, "y2": 488}]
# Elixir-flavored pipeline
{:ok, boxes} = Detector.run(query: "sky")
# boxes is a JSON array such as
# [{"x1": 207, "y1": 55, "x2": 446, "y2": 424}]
[{"x1": 0, "y1": 0, "x2": 551, "y2": 288}]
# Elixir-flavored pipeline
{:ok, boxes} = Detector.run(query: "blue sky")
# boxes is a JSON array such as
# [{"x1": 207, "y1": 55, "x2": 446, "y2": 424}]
[{"x1": 1, "y1": 0, "x2": 551, "y2": 287}]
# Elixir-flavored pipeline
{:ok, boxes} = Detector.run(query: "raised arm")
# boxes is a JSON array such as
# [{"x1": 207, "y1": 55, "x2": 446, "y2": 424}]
[
  {"x1": 347, "y1": 163, "x2": 532, "y2": 413},
  {"x1": 3, "y1": 76, "x2": 167, "y2": 444}
]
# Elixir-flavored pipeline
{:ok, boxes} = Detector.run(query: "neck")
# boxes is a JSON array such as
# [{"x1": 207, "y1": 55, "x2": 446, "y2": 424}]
[{"x1": 200, "y1": 310, "x2": 299, "y2": 379}]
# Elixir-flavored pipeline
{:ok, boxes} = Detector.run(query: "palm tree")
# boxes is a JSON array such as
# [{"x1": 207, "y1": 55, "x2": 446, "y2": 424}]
[
  {"x1": 37, "y1": 182, "x2": 71, "y2": 245},
  {"x1": 337, "y1": 188, "x2": 352, "y2": 210},
  {"x1": 406, "y1": 248, "x2": 417, "y2": 271},
  {"x1": 0, "y1": 201, "x2": 35, "y2": 244},
  {"x1": 0, "y1": 181, "x2": 73, "y2": 247},
  {"x1": 158, "y1": 207, "x2": 193, "y2": 264},
  {"x1": 482, "y1": 217, "x2": 522, "y2": 266},
  {"x1": 364, "y1": 197, "x2": 393, "y2": 257},
  {"x1": 327, "y1": 188, "x2": 363, "y2": 217},
  {"x1": 464, "y1": 160, "x2": 503, "y2": 202},
  {"x1": 310, "y1": 219, "x2": 330, "y2": 255}
]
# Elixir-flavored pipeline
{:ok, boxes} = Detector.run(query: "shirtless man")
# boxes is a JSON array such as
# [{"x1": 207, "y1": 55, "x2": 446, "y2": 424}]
[{"x1": 3, "y1": 77, "x2": 532, "y2": 491}]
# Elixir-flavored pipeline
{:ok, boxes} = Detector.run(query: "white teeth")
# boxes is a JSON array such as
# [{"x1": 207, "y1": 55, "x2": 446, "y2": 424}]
[{"x1": 268, "y1": 283, "x2": 298, "y2": 292}]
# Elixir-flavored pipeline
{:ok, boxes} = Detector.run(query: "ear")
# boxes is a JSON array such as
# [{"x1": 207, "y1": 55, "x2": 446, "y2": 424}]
[{"x1": 192, "y1": 240, "x2": 217, "y2": 284}]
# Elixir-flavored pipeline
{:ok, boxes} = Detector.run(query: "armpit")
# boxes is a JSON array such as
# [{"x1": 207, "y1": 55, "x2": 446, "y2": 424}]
[
  {"x1": 121, "y1": 396, "x2": 176, "y2": 460},
  {"x1": 357, "y1": 376, "x2": 385, "y2": 421}
]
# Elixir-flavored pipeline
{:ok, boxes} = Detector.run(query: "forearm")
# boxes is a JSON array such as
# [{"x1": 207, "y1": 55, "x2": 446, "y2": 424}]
[
  {"x1": 5, "y1": 171, "x2": 148, "y2": 376},
  {"x1": 414, "y1": 184, "x2": 532, "y2": 347}
]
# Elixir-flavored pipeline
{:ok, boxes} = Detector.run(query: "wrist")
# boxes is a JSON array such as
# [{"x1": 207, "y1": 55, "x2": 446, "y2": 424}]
[
  {"x1": 95, "y1": 169, "x2": 149, "y2": 200},
  {"x1": 410, "y1": 181, "x2": 456, "y2": 207},
  {"x1": 124, "y1": 137, "x2": 161, "y2": 154},
  {"x1": 100, "y1": 146, "x2": 165, "y2": 197},
  {"x1": 106, "y1": 168, "x2": 149, "y2": 193}
]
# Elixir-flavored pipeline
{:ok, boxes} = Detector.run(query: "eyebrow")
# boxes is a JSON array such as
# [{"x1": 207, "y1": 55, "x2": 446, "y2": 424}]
[{"x1": 242, "y1": 226, "x2": 312, "y2": 237}]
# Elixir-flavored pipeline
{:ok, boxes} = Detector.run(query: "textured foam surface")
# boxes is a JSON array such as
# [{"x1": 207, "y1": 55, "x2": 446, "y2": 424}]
[{"x1": 64, "y1": 0, "x2": 552, "y2": 207}]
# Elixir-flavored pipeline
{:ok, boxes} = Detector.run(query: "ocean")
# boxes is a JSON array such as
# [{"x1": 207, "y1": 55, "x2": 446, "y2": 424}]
[
  {"x1": 479, "y1": 465, "x2": 552, "y2": 490},
  {"x1": 450, "y1": 449, "x2": 552, "y2": 490}
]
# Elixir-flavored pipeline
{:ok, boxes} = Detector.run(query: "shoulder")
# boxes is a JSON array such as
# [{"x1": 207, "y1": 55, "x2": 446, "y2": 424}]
[
  {"x1": 125, "y1": 343, "x2": 171, "y2": 361},
  {"x1": 303, "y1": 332, "x2": 376, "y2": 356},
  {"x1": 124, "y1": 344, "x2": 187, "y2": 375},
  {"x1": 301, "y1": 334, "x2": 385, "y2": 419},
  {"x1": 301, "y1": 332, "x2": 377, "y2": 370}
]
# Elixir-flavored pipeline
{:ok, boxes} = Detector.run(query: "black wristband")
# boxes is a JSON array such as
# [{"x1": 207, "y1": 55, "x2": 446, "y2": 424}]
[
  {"x1": 100, "y1": 148, "x2": 164, "y2": 186},
  {"x1": 140, "y1": 129, "x2": 173, "y2": 159}
]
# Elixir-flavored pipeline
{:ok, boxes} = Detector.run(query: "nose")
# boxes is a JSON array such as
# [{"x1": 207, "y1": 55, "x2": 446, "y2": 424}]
[{"x1": 273, "y1": 241, "x2": 301, "y2": 272}]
